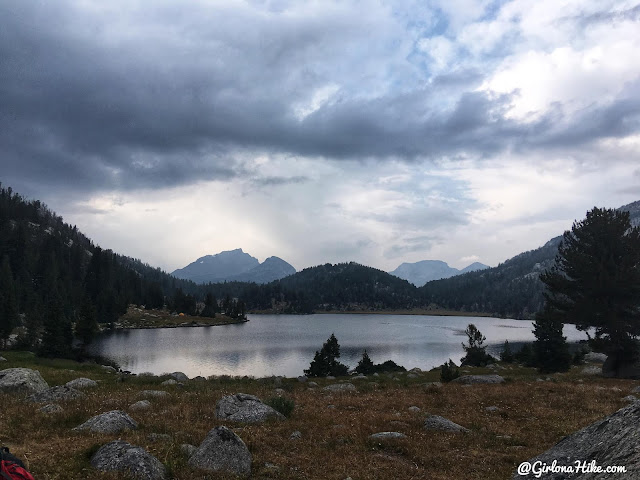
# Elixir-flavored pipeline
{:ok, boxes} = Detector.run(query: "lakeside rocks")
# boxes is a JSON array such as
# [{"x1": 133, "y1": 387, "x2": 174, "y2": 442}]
[
  {"x1": 65, "y1": 377, "x2": 98, "y2": 389},
  {"x1": 91, "y1": 440, "x2": 167, "y2": 480},
  {"x1": 215, "y1": 393, "x2": 285, "y2": 423},
  {"x1": 424, "y1": 415, "x2": 469, "y2": 433},
  {"x1": 27, "y1": 385, "x2": 85, "y2": 403},
  {"x1": 74, "y1": 410, "x2": 138, "y2": 434},
  {"x1": 0, "y1": 367, "x2": 49, "y2": 396},
  {"x1": 188, "y1": 426, "x2": 252, "y2": 476},
  {"x1": 451, "y1": 374, "x2": 505, "y2": 385},
  {"x1": 512, "y1": 402, "x2": 640, "y2": 479}
]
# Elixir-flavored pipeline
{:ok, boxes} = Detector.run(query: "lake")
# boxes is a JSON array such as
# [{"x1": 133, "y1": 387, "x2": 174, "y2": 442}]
[{"x1": 87, "y1": 314, "x2": 589, "y2": 378}]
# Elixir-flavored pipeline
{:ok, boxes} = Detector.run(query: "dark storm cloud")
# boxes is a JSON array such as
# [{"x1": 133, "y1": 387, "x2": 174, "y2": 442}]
[{"x1": 2, "y1": 1, "x2": 639, "y2": 196}]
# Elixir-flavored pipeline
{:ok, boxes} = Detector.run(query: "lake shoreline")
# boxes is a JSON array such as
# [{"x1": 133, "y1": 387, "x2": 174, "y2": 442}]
[{"x1": 248, "y1": 309, "x2": 499, "y2": 317}]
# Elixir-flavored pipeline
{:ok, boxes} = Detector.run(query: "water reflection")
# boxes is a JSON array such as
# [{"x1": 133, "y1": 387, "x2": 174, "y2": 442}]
[{"x1": 88, "y1": 314, "x2": 587, "y2": 378}]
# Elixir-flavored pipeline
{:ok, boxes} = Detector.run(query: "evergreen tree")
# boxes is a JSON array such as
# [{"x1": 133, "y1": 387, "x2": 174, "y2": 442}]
[
  {"x1": 460, "y1": 323, "x2": 495, "y2": 366},
  {"x1": 533, "y1": 306, "x2": 572, "y2": 373},
  {"x1": 540, "y1": 207, "x2": 640, "y2": 374},
  {"x1": 39, "y1": 293, "x2": 73, "y2": 358},
  {"x1": 76, "y1": 295, "x2": 98, "y2": 349},
  {"x1": 200, "y1": 292, "x2": 218, "y2": 318},
  {"x1": 304, "y1": 333, "x2": 349, "y2": 377},
  {"x1": 500, "y1": 340, "x2": 515, "y2": 363},
  {"x1": 355, "y1": 349, "x2": 375, "y2": 375},
  {"x1": 0, "y1": 255, "x2": 19, "y2": 347}
]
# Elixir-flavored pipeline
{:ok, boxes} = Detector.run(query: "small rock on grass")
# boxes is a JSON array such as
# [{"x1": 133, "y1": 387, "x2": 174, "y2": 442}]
[
  {"x1": 322, "y1": 383, "x2": 356, "y2": 393},
  {"x1": 39, "y1": 403, "x2": 64, "y2": 414},
  {"x1": 369, "y1": 432, "x2": 407, "y2": 441},
  {"x1": 424, "y1": 415, "x2": 469, "y2": 433},
  {"x1": 91, "y1": 440, "x2": 167, "y2": 480},
  {"x1": 74, "y1": 410, "x2": 138, "y2": 434},
  {"x1": 130, "y1": 400, "x2": 152, "y2": 411},
  {"x1": 188, "y1": 426, "x2": 252, "y2": 476},
  {"x1": 65, "y1": 377, "x2": 98, "y2": 389},
  {"x1": 26, "y1": 385, "x2": 85, "y2": 403}
]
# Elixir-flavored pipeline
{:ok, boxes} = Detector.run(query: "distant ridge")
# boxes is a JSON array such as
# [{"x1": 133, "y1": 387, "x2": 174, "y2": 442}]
[
  {"x1": 389, "y1": 259, "x2": 489, "y2": 286},
  {"x1": 172, "y1": 249, "x2": 296, "y2": 284}
]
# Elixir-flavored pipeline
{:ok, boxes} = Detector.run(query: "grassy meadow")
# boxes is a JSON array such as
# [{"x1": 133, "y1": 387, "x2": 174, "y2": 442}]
[{"x1": 0, "y1": 351, "x2": 636, "y2": 480}]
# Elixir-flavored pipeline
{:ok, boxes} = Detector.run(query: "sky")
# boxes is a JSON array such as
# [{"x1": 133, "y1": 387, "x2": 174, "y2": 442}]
[{"x1": 2, "y1": 0, "x2": 640, "y2": 273}]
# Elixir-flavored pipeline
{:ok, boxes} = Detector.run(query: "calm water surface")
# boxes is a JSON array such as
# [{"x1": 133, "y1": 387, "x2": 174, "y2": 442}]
[{"x1": 88, "y1": 314, "x2": 588, "y2": 378}]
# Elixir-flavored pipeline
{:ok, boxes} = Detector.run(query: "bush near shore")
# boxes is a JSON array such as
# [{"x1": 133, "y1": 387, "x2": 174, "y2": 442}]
[{"x1": 0, "y1": 351, "x2": 636, "y2": 480}]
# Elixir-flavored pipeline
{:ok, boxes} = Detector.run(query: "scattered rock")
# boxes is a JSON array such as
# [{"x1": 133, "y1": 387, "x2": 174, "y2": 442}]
[
  {"x1": 326, "y1": 376, "x2": 336, "y2": 380},
  {"x1": 274, "y1": 388, "x2": 285, "y2": 396},
  {"x1": 130, "y1": 400, "x2": 152, "y2": 411},
  {"x1": 0, "y1": 368, "x2": 49, "y2": 396},
  {"x1": 584, "y1": 352, "x2": 607, "y2": 364},
  {"x1": 581, "y1": 365, "x2": 602, "y2": 376},
  {"x1": 180, "y1": 444, "x2": 197, "y2": 457},
  {"x1": 147, "y1": 433, "x2": 172, "y2": 442},
  {"x1": 631, "y1": 386, "x2": 640, "y2": 394},
  {"x1": 451, "y1": 374, "x2": 505, "y2": 385},
  {"x1": 138, "y1": 390, "x2": 170, "y2": 399},
  {"x1": 161, "y1": 379, "x2": 177, "y2": 386},
  {"x1": 409, "y1": 367, "x2": 422, "y2": 373},
  {"x1": 297, "y1": 376, "x2": 308, "y2": 383},
  {"x1": 168, "y1": 372, "x2": 189, "y2": 382},
  {"x1": 101, "y1": 365, "x2": 117, "y2": 373},
  {"x1": 273, "y1": 376, "x2": 283, "y2": 387},
  {"x1": 65, "y1": 378, "x2": 98, "y2": 389},
  {"x1": 290, "y1": 431, "x2": 302, "y2": 440},
  {"x1": 512, "y1": 402, "x2": 640, "y2": 479},
  {"x1": 91, "y1": 440, "x2": 167, "y2": 480},
  {"x1": 188, "y1": 426, "x2": 252, "y2": 476},
  {"x1": 351, "y1": 375, "x2": 367, "y2": 380},
  {"x1": 39, "y1": 403, "x2": 63, "y2": 414},
  {"x1": 0, "y1": 356, "x2": 6, "y2": 362},
  {"x1": 193, "y1": 376, "x2": 206, "y2": 382},
  {"x1": 424, "y1": 415, "x2": 469, "y2": 433},
  {"x1": 74, "y1": 410, "x2": 138, "y2": 434},
  {"x1": 423, "y1": 382, "x2": 442, "y2": 389},
  {"x1": 485, "y1": 406, "x2": 500, "y2": 412},
  {"x1": 323, "y1": 383, "x2": 356, "y2": 393},
  {"x1": 26, "y1": 385, "x2": 86, "y2": 403},
  {"x1": 623, "y1": 395, "x2": 638, "y2": 402},
  {"x1": 408, "y1": 406, "x2": 421, "y2": 413},
  {"x1": 327, "y1": 404, "x2": 336, "y2": 409},
  {"x1": 369, "y1": 432, "x2": 407, "y2": 441},
  {"x1": 215, "y1": 393, "x2": 285, "y2": 423},
  {"x1": 407, "y1": 373, "x2": 418, "y2": 379},
  {"x1": 307, "y1": 381, "x2": 318, "y2": 388}
]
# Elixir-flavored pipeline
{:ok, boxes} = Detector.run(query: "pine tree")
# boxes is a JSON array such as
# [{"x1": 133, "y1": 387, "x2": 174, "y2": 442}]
[
  {"x1": 355, "y1": 349, "x2": 375, "y2": 375},
  {"x1": 304, "y1": 333, "x2": 349, "y2": 377},
  {"x1": 533, "y1": 306, "x2": 572, "y2": 373},
  {"x1": 461, "y1": 324, "x2": 495, "y2": 366},
  {"x1": 0, "y1": 255, "x2": 19, "y2": 347},
  {"x1": 540, "y1": 207, "x2": 640, "y2": 374},
  {"x1": 76, "y1": 296, "x2": 98, "y2": 349},
  {"x1": 39, "y1": 292, "x2": 73, "y2": 358}
]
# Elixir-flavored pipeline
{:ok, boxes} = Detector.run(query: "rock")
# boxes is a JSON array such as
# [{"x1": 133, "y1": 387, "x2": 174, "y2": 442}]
[
  {"x1": 101, "y1": 365, "x2": 117, "y2": 373},
  {"x1": 424, "y1": 415, "x2": 469, "y2": 433},
  {"x1": 27, "y1": 385, "x2": 86, "y2": 403},
  {"x1": 66, "y1": 377, "x2": 98, "y2": 389},
  {"x1": 0, "y1": 356, "x2": 6, "y2": 362},
  {"x1": 188, "y1": 426, "x2": 252, "y2": 476},
  {"x1": 512, "y1": 402, "x2": 640, "y2": 479},
  {"x1": 407, "y1": 373, "x2": 418, "y2": 379},
  {"x1": 0, "y1": 368, "x2": 49, "y2": 396},
  {"x1": 631, "y1": 386, "x2": 640, "y2": 394},
  {"x1": 290, "y1": 431, "x2": 302, "y2": 440},
  {"x1": 215, "y1": 393, "x2": 285, "y2": 423},
  {"x1": 423, "y1": 382, "x2": 442, "y2": 389},
  {"x1": 169, "y1": 372, "x2": 189, "y2": 382},
  {"x1": 274, "y1": 388, "x2": 285, "y2": 396},
  {"x1": 351, "y1": 375, "x2": 367, "y2": 380},
  {"x1": 485, "y1": 406, "x2": 500, "y2": 412},
  {"x1": 623, "y1": 395, "x2": 638, "y2": 402},
  {"x1": 322, "y1": 383, "x2": 356, "y2": 393},
  {"x1": 307, "y1": 381, "x2": 318, "y2": 388},
  {"x1": 130, "y1": 400, "x2": 152, "y2": 411},
  {"x1": 74, "y1": 410, "x2": 138, "y2": 434},
  {"x1": 603, "y1": 356, "x2": 640, "y2": 379},
  {"x1": 91, "y1": 440, "x2": 167, "y2": 480},
  {"x1": 326, "y1": 376, "x2": 336, "y2": 380},
  {"x1": 161, "y1": 379, "x2": 177, "y2": 386},
  {"x1": 410, "y1": 367, "x2": 423, "y2": 373},
  {"x1": 581, "y1": 365, "x2": 602, "y2": 375},
  {"x1": 180, "y1": 444, "x2": 197, "y2": 457},
  {"x1": 193, "y1": 376, "x2": 206, "y2": 382},
  {"x1": 584, "y1": 352, "x2": 607, "y2": 363},
  {"x1": 451, "y1": 374, "x2": 505, "y2": 385},
  {"x1": 148, "y1": 433, "x2": 172, "y2": 442},
  {"x1": 369, "y1": 432, "x2": 407, "y2": 441},
  {"x1": 39, "y1": 403, "x2": 64, "y2": 414},
  {"x1": 297, "y1": 376, "x2": 308, "y2": 383},
  {"x1": 408, "y1": 406, "x2": 421, "y2": 413},
  {"x1": 138, "y1": 390, "x2": 170, "y2": 399}
]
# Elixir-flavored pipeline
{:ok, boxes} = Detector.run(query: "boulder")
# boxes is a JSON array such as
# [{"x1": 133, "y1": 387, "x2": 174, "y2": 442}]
[
  {"x1": 138, "y1": 390, "x2": 170, "y2": 399},
  {"x1": 91, "y1": 440, "x2": 167, "y2": 480},
  {"x1": 623, "y1": 395, "x2": 638, "y2": 403},
  {"x1": 584, "y1": 352, "x2": 607, "y2": 363},
  {"x1": 39, "y1": 403, "x2": 64, "y2": 414},
  {"x1": 512, "y1": 402, "x2": 640, "y2": 479},
  {"x1": 130, "y1": 400, "x2": 152, "y2": 411},
  {"x1": 193, "y1": 376, "x2": 207, "y2": 382},
  {"x1": 290, "y1": 431, "x2": 302, "y2": 440},
  {"x1": 451, "y1": 374, "x2": 505, "y2": 385},
  {"x1": 0, "y1": 356, "x2": 6, "y2": 362},
  {"x1": 168, "y1": 372, "x2": 189, "y2": 382},
  {"x1": 161, "y1": 379, "x2": 177, "y2": 386},
  {"x1": 581, "y1": 365, "x2": 602, "y2": 375},
  {"x1": 369, "y1": 432, "x2": 407, "y2": 441},
  {"x1": 297, "y1": 376, "x2": 308, "y2": 383},
  {"x1": 0, "y1": 368, "x2": 49, "y2": 396},
  {"x1": 101, "y1": 365, "x2": 117, "y2": 373},
  {"x1": 322, "y1": 383, "x2": 357, "y2": 393},
  {"x1": 74, "y1": 410, "x2": 138, "y2": 434},
  {"x1": 485, "y1": 406, "x2": 500, "y2": 412},
  {"x1": 408, "y1": 406, "x2": 421, "y2": 413},
  {"x1": 215, "y1": 393, "x2": 285, "y2": 423},
  {"x1": 424, "y1": 415, "x2": 469, "y2": 433},
  {"x1": 66, "y1": 377, "x2": 98, "y2": 389},
  {"x1": 27, "y1": 385, "x2": 86, "y2": 403},
  {"x1": 188, "y1": 426, "x2": 252, "y2": 476},
  {"x1": 181, "y1": 444, "x2": 197, "y2": 457},
  {"x1": 602, "y1": 356, "x2": 640, "y2": 379}
]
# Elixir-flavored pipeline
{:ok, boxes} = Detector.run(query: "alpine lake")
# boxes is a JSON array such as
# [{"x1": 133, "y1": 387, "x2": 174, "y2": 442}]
[{"x1": 87, "y1": 314, "x2": 589, "y2": 378}]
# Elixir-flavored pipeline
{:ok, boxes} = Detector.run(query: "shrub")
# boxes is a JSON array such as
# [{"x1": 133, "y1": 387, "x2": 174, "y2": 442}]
[
  {"x1": 355, "y1": 350, "x2": 375, "y2": 375},
  {"x1": 440, "y1": 359, "x2": 460, "y2": 383},
  {"x1": 266, "y1": 396, "x2": 295, "y2": 418},
  {"x1": 500, "y1": 340, "x2": 515, "y2": 363}
]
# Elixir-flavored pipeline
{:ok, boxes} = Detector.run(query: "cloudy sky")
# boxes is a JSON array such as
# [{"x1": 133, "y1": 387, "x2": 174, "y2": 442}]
[{"x1": 2, "y1": 0, "x2": 640, "y2": 273}]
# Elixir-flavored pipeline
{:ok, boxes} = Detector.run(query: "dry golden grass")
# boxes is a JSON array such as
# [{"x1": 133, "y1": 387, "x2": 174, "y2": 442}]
[{"x1": 1, "y1": 352, "x2": 636, "y2": 480}]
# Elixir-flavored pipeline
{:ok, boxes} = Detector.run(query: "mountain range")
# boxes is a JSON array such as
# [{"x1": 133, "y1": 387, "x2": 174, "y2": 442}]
[
  {"x1": 171, "y1": 248, "x2": 296, "y2": 284},
  {"x1": 389, "y1": 260, "x2": 489, "y2": 286}
]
